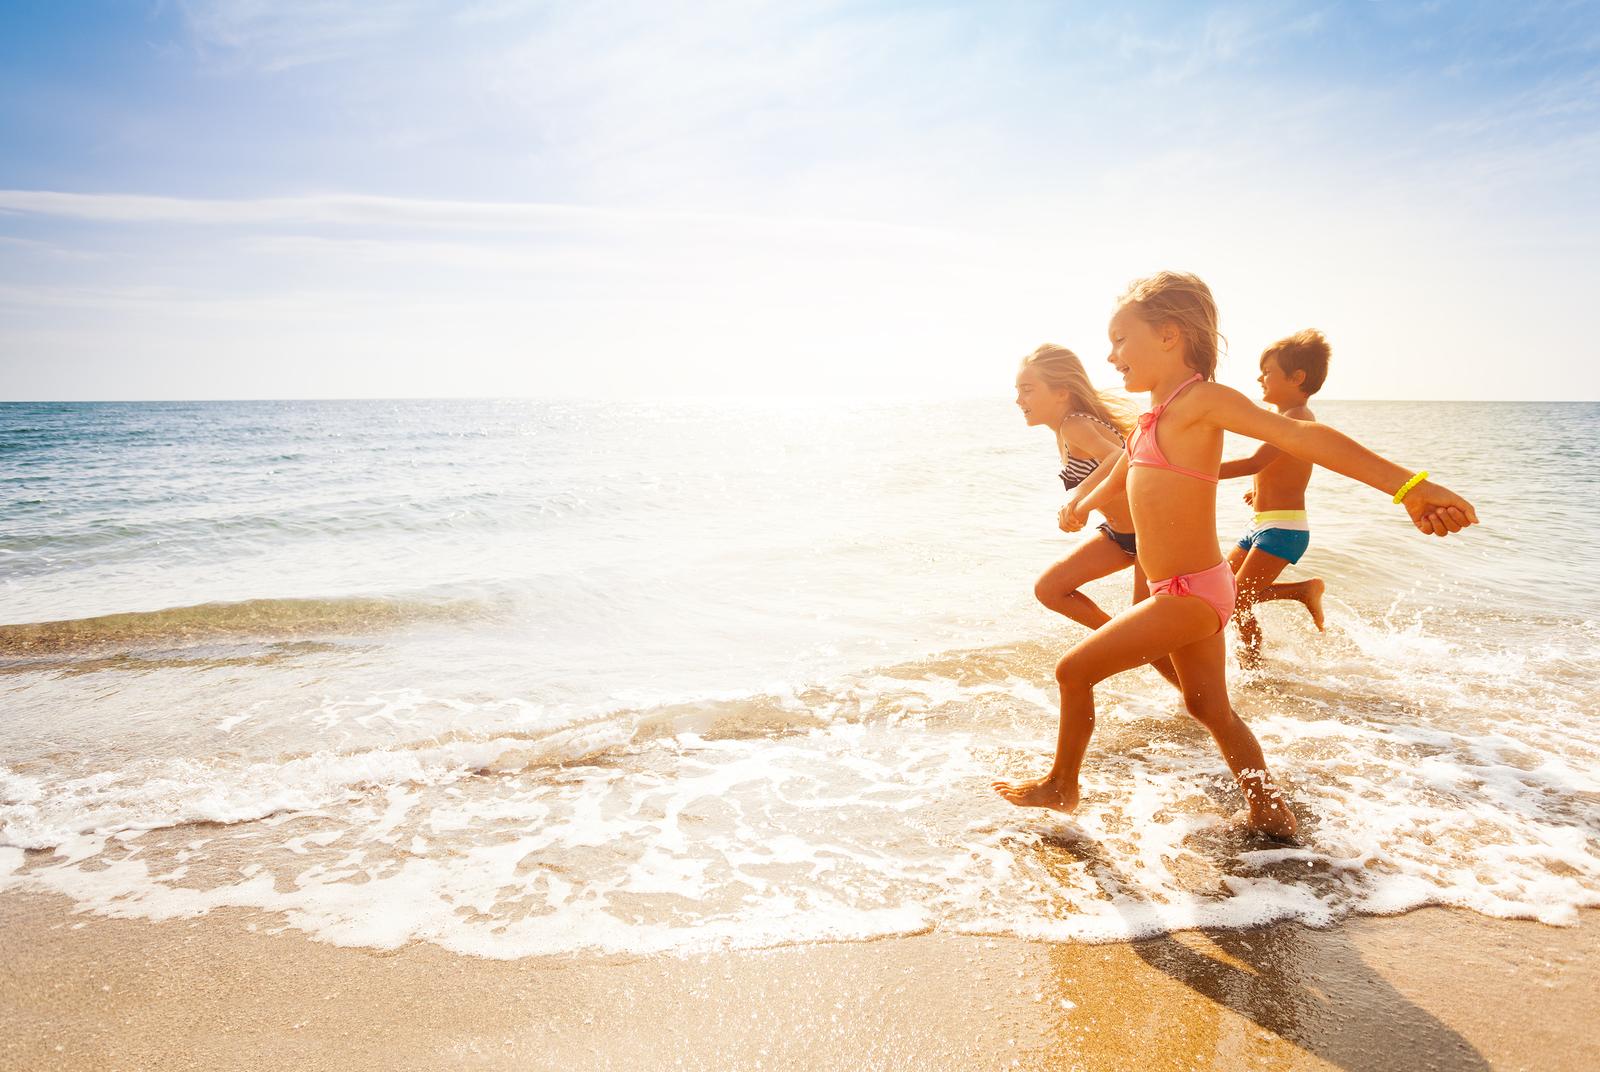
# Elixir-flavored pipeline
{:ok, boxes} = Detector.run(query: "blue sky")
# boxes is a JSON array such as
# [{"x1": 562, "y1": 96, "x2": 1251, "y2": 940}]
[{"x1": 2, "y1": 1, "x2": 1597, "y2": 400}]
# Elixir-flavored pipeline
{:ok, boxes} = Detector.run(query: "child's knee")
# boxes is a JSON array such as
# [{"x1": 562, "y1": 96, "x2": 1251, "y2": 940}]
[
  {"x1": 1035, "y1": 576, "x2": 1073, "y2": 606},
  {"x1": 1182, "y1": 691, "x2": 1232, "y2": 727},
  {"x1": 1055, "y1": 653, "x2": 1093, "y2": 691}
]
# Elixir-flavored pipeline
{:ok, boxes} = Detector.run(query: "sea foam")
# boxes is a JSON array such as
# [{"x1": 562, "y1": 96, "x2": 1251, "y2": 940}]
[{"x1": 6, "y1": 624, "x2": 1598, "y2": 956}]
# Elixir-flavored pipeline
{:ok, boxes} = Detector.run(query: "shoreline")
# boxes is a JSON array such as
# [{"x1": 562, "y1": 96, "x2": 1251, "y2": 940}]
[{"x1": 3, "y1": 892, "x2": 1594, "y2": 1071}]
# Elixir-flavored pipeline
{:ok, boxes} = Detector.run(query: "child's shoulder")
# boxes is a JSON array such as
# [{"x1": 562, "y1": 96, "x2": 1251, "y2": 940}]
[
  {"x1": 1282, "y1": 403, "x2": 1315, "y2": 421},
  {"x1": 1186, "y1": 380, "x2": 1252, "y2": 408},
  {"x1": 1058, "y1": 412, "x2": 1119, "y2": 442},
  {"x1": 1180, "y1": 381, "x2": 1267, "y2": 429},
  {"x1": 1059, "y1": 412, "x2": 1108, "y2": 432}
]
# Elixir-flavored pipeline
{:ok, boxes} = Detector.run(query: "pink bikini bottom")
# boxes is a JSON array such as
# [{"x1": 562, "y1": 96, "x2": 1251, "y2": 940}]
[{"x1": 1150, "y1": 559, "x2": 1236, "y2": 634}]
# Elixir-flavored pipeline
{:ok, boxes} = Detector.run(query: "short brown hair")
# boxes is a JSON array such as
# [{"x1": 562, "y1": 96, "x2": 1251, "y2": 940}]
[{"x1": 1262, "y1": 329, "x2": 1331, "y2": 396}]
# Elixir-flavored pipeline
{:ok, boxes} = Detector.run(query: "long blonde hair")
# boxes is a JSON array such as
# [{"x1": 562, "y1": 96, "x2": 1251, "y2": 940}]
[
  {"x1": 1019, "y1": 343, "x2": 1134, "y2": 438},
  {"x1": 1117, "y1": 271, "x2": 1225, "y2": 380}
]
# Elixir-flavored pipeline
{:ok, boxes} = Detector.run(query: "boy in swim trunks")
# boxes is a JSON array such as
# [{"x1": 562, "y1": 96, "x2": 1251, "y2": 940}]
[{"x1": 1219, "y1": 330, "x2": 1330, "y2": 665}]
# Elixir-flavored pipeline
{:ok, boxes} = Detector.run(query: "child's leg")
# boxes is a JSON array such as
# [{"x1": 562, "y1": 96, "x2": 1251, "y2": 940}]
[
  {"x1": 992, "y1": 593, "x2": 1217, "y2": 812},
  {"x1": 1131, "y1": 564, "x2": 1181, "y2": 689},
  {"x1": 1251, "y1": 577, "x2": 1326, "y2": 631},
  {"x1": 1167, "y1": 632, "x2": 1297, "y2": 839},
  {"x1": 1233, "y1": 534, "x2": 1323, "y2": 632},
  {"x1": 1231, "y1": 548, "x2": 1293, "y2": 665},
  {"x1": 1034, "y1": 535, "x2": 1137, "y2": 630}
]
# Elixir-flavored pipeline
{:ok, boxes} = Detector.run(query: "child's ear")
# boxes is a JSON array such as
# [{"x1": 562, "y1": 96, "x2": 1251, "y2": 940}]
[
  {"x1": 1289, "y1": 368, "x2": 1307, "y2": 388},
  {"x1": 1160, "y1": 322, "x2": 1182, "y2": 351}
]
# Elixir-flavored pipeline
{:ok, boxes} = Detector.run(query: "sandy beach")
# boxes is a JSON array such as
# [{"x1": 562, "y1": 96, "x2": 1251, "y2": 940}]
[{"x1": 3, "y1": 892, "x2": 1594, "y2": 1071}]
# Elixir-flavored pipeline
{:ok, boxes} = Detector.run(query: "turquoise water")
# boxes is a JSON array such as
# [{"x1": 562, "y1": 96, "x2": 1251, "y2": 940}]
[{"x1": 2, "y1": 399, "x2": 1597, "y2": 954}]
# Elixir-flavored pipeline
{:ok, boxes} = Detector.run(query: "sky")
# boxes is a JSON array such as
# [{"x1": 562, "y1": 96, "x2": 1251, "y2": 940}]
[{"x1": 1, "y1": 1, "x2": 1597, "y2": 401}]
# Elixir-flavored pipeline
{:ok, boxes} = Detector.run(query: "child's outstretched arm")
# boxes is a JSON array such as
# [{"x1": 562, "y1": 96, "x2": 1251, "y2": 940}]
[
  {"x1": 1219, "y1": 444, "x2": 1279, "y2": 480},
  {"x1": 1202, "y1": 385, "x2": 1477, "y2": 536}
]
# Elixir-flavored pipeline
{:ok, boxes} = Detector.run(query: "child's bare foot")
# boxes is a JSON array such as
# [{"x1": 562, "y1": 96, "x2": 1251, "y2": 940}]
[
  {"x1": 1236, "y1": 768, "x2": 1298, "y2": 841},
  {"x1": 1235, "y1": 615, "x2": 1264, "y2": 668},
  {"x1": 1246, "y1": 799, "x2": 1298, "y2": 841},
  {"x1": 1301, "y1": 578, "x2": 1325, "y2": 631},
  {"x1": 991, "y1": 775, "x2": 1079, "y2": 813}
]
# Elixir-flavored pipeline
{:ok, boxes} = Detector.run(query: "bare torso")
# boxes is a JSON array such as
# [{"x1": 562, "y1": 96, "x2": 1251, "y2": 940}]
[
  {"x1": 1125, "y1": 389, "x2": 1226, "y2": 580},
  {"x1": 1249, "y1": 404, "x2": 1315, "y2": 511}
]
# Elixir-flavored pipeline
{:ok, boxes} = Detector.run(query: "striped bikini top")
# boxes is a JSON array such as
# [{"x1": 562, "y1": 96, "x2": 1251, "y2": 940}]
[{"x1": 1058, "y1": 412, "x2": 1127, "y2": 492}]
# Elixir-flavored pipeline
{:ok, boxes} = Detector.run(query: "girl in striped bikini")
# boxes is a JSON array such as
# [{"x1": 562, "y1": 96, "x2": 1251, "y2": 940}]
[
  {"x1": 995, "y1": 272, "x2": 1477, "y2": 838},
  {"x1": 1014, "y1": 345, "x2": 1179, "y2": 687}
]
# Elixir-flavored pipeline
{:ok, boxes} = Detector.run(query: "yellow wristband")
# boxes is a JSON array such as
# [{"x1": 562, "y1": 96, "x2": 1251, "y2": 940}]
[{"x1": 1392, "y1": 470, "x2": 1428, "y2": 505}]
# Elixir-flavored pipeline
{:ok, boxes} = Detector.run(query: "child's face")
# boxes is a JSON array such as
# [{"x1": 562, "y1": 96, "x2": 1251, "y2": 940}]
[
  {"x1": 1257, "y1": 355, "x2": 1305, "y2": 407},
  {"x1": 1106, "y1": 306, "x2": 1170, "y2": 393},
  {"x1": 1014, "y1": 365, "x2": 1071, "y2": 428}
]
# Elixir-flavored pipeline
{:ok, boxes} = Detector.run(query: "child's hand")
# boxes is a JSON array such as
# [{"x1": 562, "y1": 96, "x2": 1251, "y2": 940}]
[
  {"x1": 1242, "y1": 488, "x2": 1255, "y2": 507},
  {"x1": 1403, "y1": 480, "x2": 1478, "y2": 536},
  {"x1": 1059, "y1": 501, "x2": 1087, "y2": 533}
]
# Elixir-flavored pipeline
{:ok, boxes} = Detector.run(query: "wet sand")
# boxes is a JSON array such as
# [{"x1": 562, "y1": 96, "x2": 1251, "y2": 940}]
[{"x1": 3, "y1": 894, "x2": 1595, "y2": 1071}]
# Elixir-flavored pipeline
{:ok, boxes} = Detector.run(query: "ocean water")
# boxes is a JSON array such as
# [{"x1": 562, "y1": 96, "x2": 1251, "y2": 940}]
[{"x1": 2, "y1": 398, "x2": 1597, "y2": 956}]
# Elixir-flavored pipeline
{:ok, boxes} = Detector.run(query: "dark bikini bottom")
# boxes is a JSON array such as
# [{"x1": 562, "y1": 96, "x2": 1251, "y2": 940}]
[{"x1": 1097, "y1": 522, "x2": 1137, "y2": 558}]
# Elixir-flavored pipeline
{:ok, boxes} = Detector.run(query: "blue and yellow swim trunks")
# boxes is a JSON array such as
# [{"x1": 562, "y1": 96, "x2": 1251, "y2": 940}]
[{"x1": 1236, "y1": 509, "x2": 1310, "y2": 564}]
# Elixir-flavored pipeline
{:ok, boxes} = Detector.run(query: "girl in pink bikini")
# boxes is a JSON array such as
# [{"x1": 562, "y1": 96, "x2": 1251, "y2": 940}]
[{"x1": 992, "y1": 271, "x2": 1477, "y2": 838}]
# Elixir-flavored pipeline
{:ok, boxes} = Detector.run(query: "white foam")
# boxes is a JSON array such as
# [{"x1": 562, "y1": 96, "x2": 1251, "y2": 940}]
[
  {"x1": 0, "y1": 845, "x2": 23, "y2": 890},
  {"x1": 0, "y1": 698, "x2": 638, "y2": 850},
  {"x1": 6, "y1": 619, "x2": 1599, "y2": 957}
]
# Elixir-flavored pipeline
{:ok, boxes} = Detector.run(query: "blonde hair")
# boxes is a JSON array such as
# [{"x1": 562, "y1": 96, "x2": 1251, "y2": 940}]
[
  {"x1": 1019, "y1": 343, "x2": 1134, "y2": 437},
  {"x1": 1117, "y1": 271, "x2": 1225, "y2": 380}
]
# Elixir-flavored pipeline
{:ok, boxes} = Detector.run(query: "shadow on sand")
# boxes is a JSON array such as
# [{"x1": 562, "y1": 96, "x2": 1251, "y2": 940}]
[{"x1": 1031, "y1": 832, "x2": 1492, "y2": 1072}]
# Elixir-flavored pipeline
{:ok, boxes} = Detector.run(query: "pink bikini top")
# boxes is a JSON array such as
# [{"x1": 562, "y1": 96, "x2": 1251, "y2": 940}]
[{"x1": 1126, "y1": 373, "x2": 1218, "y2": 484}]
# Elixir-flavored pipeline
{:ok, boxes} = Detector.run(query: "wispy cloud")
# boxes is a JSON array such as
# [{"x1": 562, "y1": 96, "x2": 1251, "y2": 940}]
[
  {"x1": 0, "y1": 189, "x2": 969, "y2": 255},
  {"x1": 0, "y1": 189, "x2": 602, "y2": 227},
  {"x1": 1435, "y1": 68, "x2": 1600, "y2": 137},
  {"x1": 1095, "y1": 4, "x2": 1331, "y2": 86},
  {"x1": 176, "y1": 0, "x2": 439, "y2": 71},
  {"x1": 0, "y1": 234, "x2": 107, "y2": 261}
]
